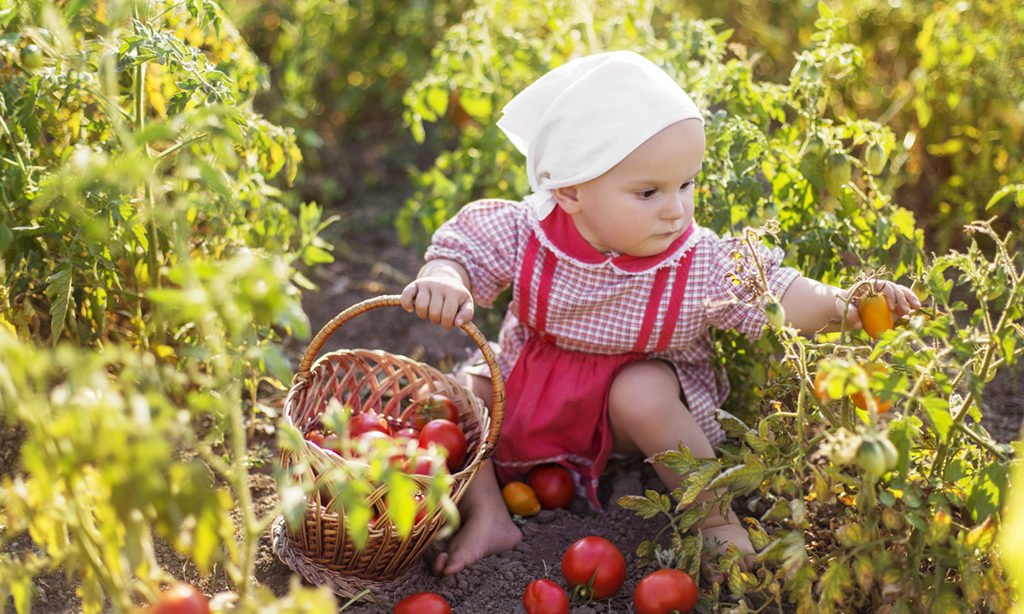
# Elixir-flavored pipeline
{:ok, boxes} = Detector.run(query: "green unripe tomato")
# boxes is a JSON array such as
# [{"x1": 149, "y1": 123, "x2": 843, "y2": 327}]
[
  {"x1": 805, "y1": 135, "x2": 826, "y2": 160},
  {"x1": 20, "y1": 44, "x2": 43, "y2": 70},
  {"x1": 864, "y1": 143, "x2": 887, "y2": 175},
  {"x1": 763, "y1": 301, "x2": 785, "y2": 330},
  {"x1": 825, "y1": 152, "x2": 851, "y2": 197},
  {"x1": 856, "y1": 435, "x2": 897, "y2": 478}
]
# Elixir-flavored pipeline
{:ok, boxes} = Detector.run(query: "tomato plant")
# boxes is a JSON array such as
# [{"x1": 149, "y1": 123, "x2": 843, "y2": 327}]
[
  {"x1": 561, "y1": 536, "x2": 626, "y2": 600},
  {"x1": 522, "y1": 578, "x2": 569, "y2": 614},
  {"x1": 147, "y1": 583, "x2": 210, "y2": 614},
  {"x1": 528, "y1": 464, "x2": 574, "y2": 510},
  {"x1": 858, "y1": 293, "x2": 894, "y2": 339},
  {"x1": 418, "y1": 419, "x2": 467, "y2": 471},
  {"x1": 632, "y1": 569, "x2": 698, "y2": 614},
  {"x1": 393, "y1": 592, "x2": 451, "y2": 614},
  {"x1": 502, "y1": 481, "x2": 541, "y2": 516}
]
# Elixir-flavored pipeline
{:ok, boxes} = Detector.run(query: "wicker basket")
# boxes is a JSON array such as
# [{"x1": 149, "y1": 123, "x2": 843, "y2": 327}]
[{"x1": 273, "y1": 295, "x2": 505, "y2": 598}]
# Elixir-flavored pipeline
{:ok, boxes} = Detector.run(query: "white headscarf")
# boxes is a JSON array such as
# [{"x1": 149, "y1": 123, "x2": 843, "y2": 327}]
[{"x1": 496, "y1": 50, "x2": 704, "y2": 218}]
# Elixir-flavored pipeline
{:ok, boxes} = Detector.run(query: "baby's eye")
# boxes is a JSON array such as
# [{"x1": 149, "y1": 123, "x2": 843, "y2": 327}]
[
  {"x1": 680, "y1": 180, "x2": 695, "y2": 191},
  {"x1": 637, "y1": 188, "x2": 657, "y2": 199}
]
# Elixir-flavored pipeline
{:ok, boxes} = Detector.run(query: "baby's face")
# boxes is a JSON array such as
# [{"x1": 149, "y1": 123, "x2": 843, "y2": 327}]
[{"x1": 558, "y1": 119, "x2": 705, "y2": 257}]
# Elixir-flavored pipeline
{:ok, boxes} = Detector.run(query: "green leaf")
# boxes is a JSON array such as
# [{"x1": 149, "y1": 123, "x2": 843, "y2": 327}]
[
  {"x1": 677, "y1": 462, "x2": 721, "y2": 506},
  {"x1": 652, "y1": 446, "x2": 702, "y2": 476},
  {"x1": 709, "y1": 463, "x2": 765, "y2": 494},
  {"x1": 967, "y1": 465, "x2": 1008, "y2": 523},
  {"x1": 716, "y1": 409, "x2": 753, "y2": 438},
  {"x1": 45, "y1": 264, "x2": 72, "y2": 345},
  {"x1": 817, "y1": 560, "x2": 853, "y2": 609},
  {"x1": 985, "y1": 184, "x2": 1024, "y2": 210},
  {"x1": 386, "y1": 471, "x2": 418, "y2": 537},
  {"x1": 617, "y1": 489, "x2": 670, "y2": 519}
]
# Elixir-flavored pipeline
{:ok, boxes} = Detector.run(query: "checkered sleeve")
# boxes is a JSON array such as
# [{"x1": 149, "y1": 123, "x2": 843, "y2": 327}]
[
  {"x1": 703, "y1": 235, "x2": 801, "y2": 338},
  {"x1": 424, "y1": 199, "x2": 527, "y2": 308}
]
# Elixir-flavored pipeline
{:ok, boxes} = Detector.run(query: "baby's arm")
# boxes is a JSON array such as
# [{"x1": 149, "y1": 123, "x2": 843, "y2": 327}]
[
  {"x1": 780, "y1": 276, "x2": 920, "y2": 334},
  {"x1": 400, "y1": 258, "x2": 475, "y2": 329}
]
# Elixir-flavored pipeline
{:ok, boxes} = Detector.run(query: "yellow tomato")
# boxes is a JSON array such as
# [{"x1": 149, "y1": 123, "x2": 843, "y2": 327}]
[{"x1": 501, "y1": 481, "x2": 541, "y2": 517}]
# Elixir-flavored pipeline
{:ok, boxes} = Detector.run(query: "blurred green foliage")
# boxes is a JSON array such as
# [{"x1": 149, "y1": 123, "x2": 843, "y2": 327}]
[
  {"x1": 672, "y1": 0, "x2": 1024, "y2": 252},
  {"x1": 224, "y1": 0, "x2": 472, "y2": 196}
]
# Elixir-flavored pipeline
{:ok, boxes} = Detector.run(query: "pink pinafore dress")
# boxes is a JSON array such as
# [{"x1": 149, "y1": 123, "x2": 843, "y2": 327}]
[{"x1": 492, "y1": 214, "x2": 695, "y2": 508}]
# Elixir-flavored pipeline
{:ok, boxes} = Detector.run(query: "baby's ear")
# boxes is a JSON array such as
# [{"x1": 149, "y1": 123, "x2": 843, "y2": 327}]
[{"x1": 553, "y1": 186, "x2": 582, "y2": 214}]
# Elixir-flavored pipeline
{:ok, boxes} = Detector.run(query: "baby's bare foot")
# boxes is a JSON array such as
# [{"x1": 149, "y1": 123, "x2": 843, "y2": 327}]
[
  {"x1": 431, "y1": 460, "x2": 522, "y2": 575},
  {"x1": 699, "y1": 512, "x2": 756, "y2": 583},
  {"x1": 432, "y1": 507, "x2": 522, "y2": 575}
]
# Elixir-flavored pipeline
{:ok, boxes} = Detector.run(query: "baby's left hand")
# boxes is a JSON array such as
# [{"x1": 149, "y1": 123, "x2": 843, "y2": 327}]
[{"x1": 841, "y1": 279, "x2": 922, "y2": 330}]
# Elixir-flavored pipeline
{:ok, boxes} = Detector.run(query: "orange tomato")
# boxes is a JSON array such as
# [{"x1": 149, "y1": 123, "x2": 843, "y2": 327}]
[
  {"x1": 502, "y1": 481, "x2": 541, "y2": 516},
  {"x1": 813, "y1": 368, "x2": 833, "y2": 401},
  {"x1": 851, "y1": 363, "x2": 892, "y2": 413},
  {"x1": 858, "y1": 293, "x2": 894, "y2": 339}
]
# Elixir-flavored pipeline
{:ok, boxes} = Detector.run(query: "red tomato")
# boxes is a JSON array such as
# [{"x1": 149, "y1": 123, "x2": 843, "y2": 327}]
[
  {"x1": 147, "y1": 583, "x2": 210, "y2": 614},
  {"x1": 305, "y1": 429, "x2": 326, "y2": 447},
  {"x1": 633, "y1": 569, "x2": 698, "y2": 614},
  {"x1": 528, "y1": 464, "x2": 574, "y2": 509},
  {"x1": 350, "y1": 412, "x2": 392, "y2": 437},
  {"x1": 393, "y1": 426, "x2": 421, "y2": 441},
  {"x1": 393, "y1": 591, "x2": 451, "y2": 614},
  {"x1": 523, "y1": 578, "x2": 569, "y2": 614},
  {"x1": 410, "y1": 393, "x2": 460, "y2": 429},
  {"x1": 418, "y1": 419, "x2": 467, "y2": 472},
  {"x1": 561, "y1": 536, "x2": 626, "y2": 599},
  {"x1": 405, "y1": 452, "x2": 442, "y2": 476}
]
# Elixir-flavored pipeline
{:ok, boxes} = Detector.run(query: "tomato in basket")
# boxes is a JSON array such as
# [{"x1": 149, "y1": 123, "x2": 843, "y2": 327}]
[
  {"x1": 409, "y1": 393, "x2": 460, "y2": 429},
  {"x1": 350, "y1": 411, "x2": 392, "y2": 437},
  {"x1": 418, "y1": 419, "x2": 467, "y2": 472}
]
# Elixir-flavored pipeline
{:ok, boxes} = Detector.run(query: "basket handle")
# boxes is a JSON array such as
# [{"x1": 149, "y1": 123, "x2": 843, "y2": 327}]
[{"x1": 294, "y1": 294, "x2": 505, "y2": 459}]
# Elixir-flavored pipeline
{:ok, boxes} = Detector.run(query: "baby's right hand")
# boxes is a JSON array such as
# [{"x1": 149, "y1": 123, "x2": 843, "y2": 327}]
[{"x1": 400, "y1": 275, "x2": 474, "y2": 329}]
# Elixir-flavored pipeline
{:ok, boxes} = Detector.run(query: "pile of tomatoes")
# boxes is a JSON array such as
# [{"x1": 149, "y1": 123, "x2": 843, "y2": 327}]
[
  {"x1": 304, "y1": 392, "x2": 468, "y2": 475},
  {"x1": 394, "y1": 535, "x2": 699, "y2": 614}
]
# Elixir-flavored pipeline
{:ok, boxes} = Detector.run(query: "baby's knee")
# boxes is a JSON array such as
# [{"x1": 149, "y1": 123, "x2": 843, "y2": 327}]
[{"x1": 608, "y1": 360, "x2": 683, "y2": 421}]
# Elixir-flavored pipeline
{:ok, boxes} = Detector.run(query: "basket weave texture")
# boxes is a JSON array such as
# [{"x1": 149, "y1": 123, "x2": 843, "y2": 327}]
[{"x1": 274, "y1": 295, "x2": 505, "y2": 596}]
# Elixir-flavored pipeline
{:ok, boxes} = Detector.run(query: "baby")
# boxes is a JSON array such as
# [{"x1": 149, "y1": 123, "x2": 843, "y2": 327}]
[{"x1": 400, "y1": 51, "x2": 919, "y2": 578}]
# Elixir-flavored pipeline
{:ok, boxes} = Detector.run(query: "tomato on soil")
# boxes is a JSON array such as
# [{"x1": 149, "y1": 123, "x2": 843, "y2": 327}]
[
  {"x1": 858, "y1": 293, "x2": 894, "y2": 339},
  {"x1": 418, "y1": 419, "x2": 467, "y2": 472},
  {"x1": 146, "y1": 583, "x2": 209, "y2": 614},
  {"x1": 528, "y1": 464, "x2": 574, "y2": 510},
  {"x1": 409, "y1": 393, "x2": 460, "y2": 429},
  {"x1": 561, "y1": 536, "x2": 626, "y2": 599},
  {"x1": 502, "y1": 481, "x2": 541, "y2": 516},
  {"x1": 523, "y1": 578, "x2": 569, "y2": 614},
  {"x1": 633, "y1": 568, "x2": 698, "y2": 614},
  {"x1": 393, "y1": 591, "x2": 451, "y2": 614}
]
